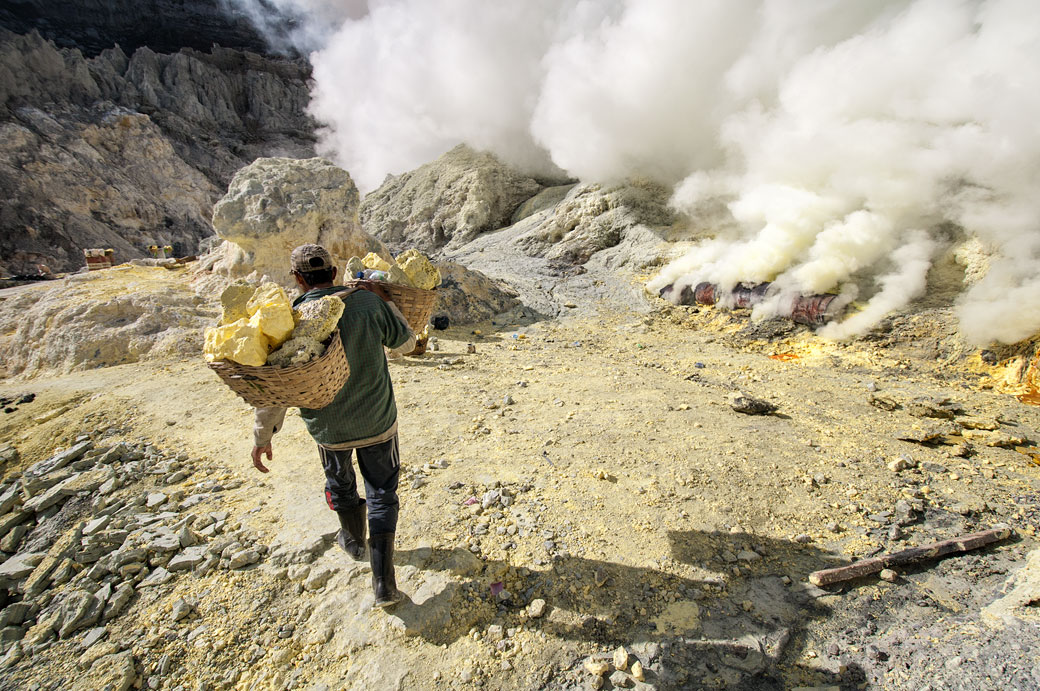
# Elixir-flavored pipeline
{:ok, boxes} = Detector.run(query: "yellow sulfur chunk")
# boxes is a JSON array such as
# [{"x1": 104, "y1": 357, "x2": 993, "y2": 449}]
[
  {"x1": 292, "y1": 296, "x2": 345, "y2": 342},
  {"x1": 204, "y1": 318, "x2": 269, "y2": 366},
  {"x1": 396, "y1": 249, "x2": 441, "y2": 290},
  {"x1": 266, "y1": 336, "x2": 325, "y2": 367},
  {"x1": 387, "y1": 265, "x2": 415, "y2": 287},
  {"x1": 245, "y1": 283, "x2": 294, "y2": 348},
  {"x1": 362, "y1": 252, "x2": 392, "y2": 272},
  {"x1": 219, "y1": 282, "x2": 255, "y2": 325}
]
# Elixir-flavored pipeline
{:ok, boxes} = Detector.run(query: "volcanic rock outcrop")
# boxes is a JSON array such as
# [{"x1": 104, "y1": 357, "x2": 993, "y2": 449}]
[
  {"x1": 0, "y1": 266, "x2": 215, "y2": 377},
  {"x1": 359, "y1": 144, "x2": 547, "y2": 253},
  {"x1": 431, "y1": 262, "x2": 520, "y2": 325},
  {"x1": 0, "y1": 105, "x2": 217, "y2": 277},
  {"x1": 0, "y1": 29, "x2": 314, "y2": 276},
  {"x1": 518, "y1": 179, "x2": 677, "y2": 265},
  {"x1": 205, "y1": 157, "x2": 388, "y2": 288},
  {"x1": 0, "y1": 0, "x2": 275, "y2": 56}
]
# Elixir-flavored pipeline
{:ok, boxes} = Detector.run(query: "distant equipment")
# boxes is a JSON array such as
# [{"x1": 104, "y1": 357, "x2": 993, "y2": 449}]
[{"x1": 84, "y1": 248, "x2": 115, "y2": 271}]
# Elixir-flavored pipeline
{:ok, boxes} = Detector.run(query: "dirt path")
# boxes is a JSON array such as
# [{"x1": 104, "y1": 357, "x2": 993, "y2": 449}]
[{"x1": 0, "y1": 301, "x2": 1038, "y2": 690}]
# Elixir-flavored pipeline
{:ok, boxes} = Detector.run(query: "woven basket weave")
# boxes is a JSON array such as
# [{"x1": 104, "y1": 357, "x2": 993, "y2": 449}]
[
  {"x1": 207, "y1": 334, "x2": 350, "y2": 409},
  {"x1": 347, "y1": 280, "x2": 438, "y2": 330}
]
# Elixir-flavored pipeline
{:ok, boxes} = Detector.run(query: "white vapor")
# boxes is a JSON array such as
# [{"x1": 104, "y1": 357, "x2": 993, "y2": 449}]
[{"x1": 236, "y1": 0, "x2": 1040, "y2": 345}]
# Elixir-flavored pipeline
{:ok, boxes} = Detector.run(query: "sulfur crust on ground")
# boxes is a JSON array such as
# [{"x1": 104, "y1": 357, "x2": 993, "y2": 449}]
[{"x1": 0, "y1": 267, "x2": 1038, "y2": 690}]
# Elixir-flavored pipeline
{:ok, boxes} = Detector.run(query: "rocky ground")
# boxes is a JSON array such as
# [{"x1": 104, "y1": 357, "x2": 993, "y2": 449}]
[{"x1": 0, "y1": 266, "x2": 1038, "y2": 691}]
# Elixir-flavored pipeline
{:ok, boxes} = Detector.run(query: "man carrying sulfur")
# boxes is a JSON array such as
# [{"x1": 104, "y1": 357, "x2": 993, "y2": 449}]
[{"x1": 251, "y1": 244, "x2": 415, "y2": 608}]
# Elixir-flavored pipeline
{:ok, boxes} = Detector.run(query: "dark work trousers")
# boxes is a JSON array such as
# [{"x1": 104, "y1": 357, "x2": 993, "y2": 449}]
[{"x1": 317, "y1": 435, "x2": 400, "y2": 535}]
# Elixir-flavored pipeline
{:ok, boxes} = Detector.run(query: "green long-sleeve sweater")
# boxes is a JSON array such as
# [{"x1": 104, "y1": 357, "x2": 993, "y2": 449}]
[{"x1": 293, "y1": 286, "x2": 412, "y2": 446}]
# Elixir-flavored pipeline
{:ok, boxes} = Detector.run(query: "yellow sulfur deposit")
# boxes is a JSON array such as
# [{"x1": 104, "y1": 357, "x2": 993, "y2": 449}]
[
  {"x1": 204, "y1": 282, "x2": 294, "y2": 365},
  {"x1": 362, "y1": 252, "x2": 392, "y2": 272},
  {"x1": 203, "y1": 318, "x2": 269, "y2": 366},
  {"x1": 291, "y1": 296, "x2": 345, "y2": 341},
  {"x1": 396, "y1": 249, "x2": 441, "y2": 290},
  {"x1": 245, "y1": 283, "x2": 294, "y2": 348}
]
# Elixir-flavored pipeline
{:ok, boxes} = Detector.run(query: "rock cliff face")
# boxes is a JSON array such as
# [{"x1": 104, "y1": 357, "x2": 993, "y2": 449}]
[
  {"x1": 0, "y1": 106, "x2": 217, "y2": 275},
  {"x1": 0, "y1": 0, "x2": 276, "y2": 56},
  {"x1": 359, "y1": 145, "x2": 547, "y2": 253},
  {"x1": 0, "y1": 29, "x2": 314, "y2": 276}
]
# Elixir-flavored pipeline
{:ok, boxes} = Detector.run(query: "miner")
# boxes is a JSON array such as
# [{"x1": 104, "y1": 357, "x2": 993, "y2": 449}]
[{"x1": 251, "y1": 244, "x2": 415, "y2": 608}]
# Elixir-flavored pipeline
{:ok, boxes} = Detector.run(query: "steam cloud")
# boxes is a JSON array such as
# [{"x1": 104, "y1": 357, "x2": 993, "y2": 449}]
[{"x1": 233, "y1": 0, "x2": 1040, "y2": 345}]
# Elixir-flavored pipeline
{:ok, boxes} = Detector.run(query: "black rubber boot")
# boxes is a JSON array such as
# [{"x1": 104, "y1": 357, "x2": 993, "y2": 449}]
[
  {"x1": 336, "y1": 501, "x2": 367, "y2": 561},
  {"x1": 369, "y1": 532, "x2": 401, "y2": 608}
]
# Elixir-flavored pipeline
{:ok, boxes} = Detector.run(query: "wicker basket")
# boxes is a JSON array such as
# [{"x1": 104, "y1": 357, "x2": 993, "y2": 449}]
[
  {"x1": 207, "y1": 334, "x2": 350, "y2": 409},
  {"x1": 347, "y1": 280, "x2": 438, "y2": 330}
]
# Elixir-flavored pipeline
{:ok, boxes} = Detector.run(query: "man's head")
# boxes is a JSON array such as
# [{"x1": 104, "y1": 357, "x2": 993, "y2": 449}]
[{"x1": 290, "y1": 244, "x2": 337, "y2": 289}]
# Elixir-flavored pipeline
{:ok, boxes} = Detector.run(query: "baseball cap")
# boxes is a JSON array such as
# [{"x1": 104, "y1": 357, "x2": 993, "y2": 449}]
[{"x1": 291, "y1": 244, "x2": 333, "y2": 273}]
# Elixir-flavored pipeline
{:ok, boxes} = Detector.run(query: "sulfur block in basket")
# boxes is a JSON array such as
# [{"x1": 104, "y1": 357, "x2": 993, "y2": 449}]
[
  {"x1": 246, "y1": 283, "x2": 294, "y2": 348},
  {"x1": 291, "y1": 295, "x2": 345, "y2": 341},
  {"x1": 396, "y1": 249, "x2": 441, "y2": 290},
  {"x1": 362, "y1": 252, "x2": 392, "y2": 272},
  {"x1": 388, "y1": 265, "x2": 415, "y2": 287},
  {"x1": 266, "y1": 336, "x2": 325, "y2": 367},
  {"x1": 346, "y1": 255, "x2": 364, "y2": 277},
  {"x1": 203, "y1": 318, "x2": 268, "y2": 367},
  {"x1": 219, "y1": 282, "x2": 255, "y2": 324}
]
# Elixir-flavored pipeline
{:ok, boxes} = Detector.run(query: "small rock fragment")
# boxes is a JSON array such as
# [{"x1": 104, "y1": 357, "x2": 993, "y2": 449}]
[
  {"x1": 304, "y1": 567, "x2": 333, "y2": 591},
  {"x1": 171, "y1": 598, "x2": 193, "y2": 622},
  {"x1": 229, "y1": 549, "x2": 260, "y2": 569},
  {"x1": 527, "y1": 599, "x2": 546, "y2": 619},
  {"x1": 728, "y1": 393, "x2": 777, "y2": 415}
]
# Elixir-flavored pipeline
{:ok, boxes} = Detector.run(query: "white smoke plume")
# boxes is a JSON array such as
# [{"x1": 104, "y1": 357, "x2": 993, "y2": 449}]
[{"x1": 234, "y1": 0, "x2": 1040, "y2": 345}]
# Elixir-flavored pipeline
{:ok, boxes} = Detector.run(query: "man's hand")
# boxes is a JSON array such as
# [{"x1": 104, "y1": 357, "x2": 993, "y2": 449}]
[{"x1": 251, "y1": 444, "x2": 272, "y2": 473}]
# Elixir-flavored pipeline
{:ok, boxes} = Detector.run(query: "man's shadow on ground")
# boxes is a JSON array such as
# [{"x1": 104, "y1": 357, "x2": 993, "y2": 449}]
[{"x1": 390, "y1": 529, "x2": 865, "y2": 689}]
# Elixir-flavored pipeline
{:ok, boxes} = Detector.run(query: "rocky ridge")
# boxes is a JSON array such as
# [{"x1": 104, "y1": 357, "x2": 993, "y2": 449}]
[
  {"x1": 0, "y1": 29, "x2": 314, "y2": 276},
  {"x1": 359, "y1": 144, "x2": 551, "y2": 254},
  {"x1": 0, "y1": 0, "x2": 276, "y2": 56}
]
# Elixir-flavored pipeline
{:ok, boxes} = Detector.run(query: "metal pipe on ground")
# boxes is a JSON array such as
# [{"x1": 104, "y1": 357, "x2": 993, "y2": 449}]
[{"x1": 659, "y1": 281, "x2": 843, "y2": 327}]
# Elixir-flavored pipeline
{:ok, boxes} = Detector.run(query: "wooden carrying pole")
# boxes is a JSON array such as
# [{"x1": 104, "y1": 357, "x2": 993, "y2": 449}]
[{"x1": 809, "y1": 526, "x2": 1012, "y2": 587}]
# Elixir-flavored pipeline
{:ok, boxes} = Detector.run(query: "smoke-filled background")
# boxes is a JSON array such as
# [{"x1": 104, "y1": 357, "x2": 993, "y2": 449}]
[{"x1": 230, "y1": 0, "x2": 1040, "y2": 346}]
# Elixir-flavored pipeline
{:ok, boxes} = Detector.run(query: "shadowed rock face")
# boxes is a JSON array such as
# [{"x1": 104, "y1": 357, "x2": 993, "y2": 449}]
[
  {"x1": 0, "y1": 29, "x2": 315, "y2": 275},
  {"x1": 0, "y1": 0, "x2": 282, "y2": 57}
]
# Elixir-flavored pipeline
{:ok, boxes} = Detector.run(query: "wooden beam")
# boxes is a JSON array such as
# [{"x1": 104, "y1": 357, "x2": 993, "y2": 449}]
[{"x1": 809, "y1": 526, "x2": 1012, "y2": 587}]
